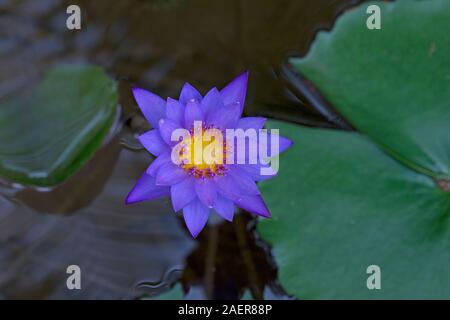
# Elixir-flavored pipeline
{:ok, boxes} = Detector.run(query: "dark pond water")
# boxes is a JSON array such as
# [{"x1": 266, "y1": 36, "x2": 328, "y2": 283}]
[{"x1": 0, "y1": 0, "x2": 361, "y2": 299}]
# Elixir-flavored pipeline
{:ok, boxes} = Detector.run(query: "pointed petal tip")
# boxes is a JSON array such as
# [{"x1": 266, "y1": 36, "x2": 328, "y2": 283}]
[
  {"x1": 131, "y1": 85, "x2": 147, "y2": 95},
  {"x1": 234, "y1": 70, "x2": 249, "y2": 84},
  {"x1": 124, "y1": 195, "x2": 133, "y2": 205},
  {"x1": 189, "y1": 228, "x2": 201, "y2": 239},
  {"x1": 183, "y1": 199, "x2": 210, "y2": 238},
  {"x1": 213, "y1": 194, "x2": 236, "y2": 222},
  {"x1": 131, "y1": 86, "x2": 166, "y2": 127},
  {"x1": 259, "y1": 210, "x2": 272, "y2": 218},
  {"x1": 124, "y1": 195, "x2": 146, "y2": 206},
  {"x1": 171, "y1": 202, "x2": 183, "y2": 213},
  {"x1": 124, "y1": 185, "x2": 141, "y2": 206},
  {"x1": 220, "y1": 71, "x2": 249, "y2": 109},
  {"x1": 234, "y1": 194, "x2": 271, "y2": 218},
  {"x1": 182, "y1": 82, "x2": 195, "y2": 89},
  {"x1": 283, "y1": 137, "x2": 294, "y2": 150},
  {"x1": 223, "y1": 215, "x2": 233, "y2": 222},
  {"x1": 218, "y1": 208, "x2": 234, "y2": 222},
  {"x1": 171, "y1": 195, "x2": 186, "y2": 212},
  {"x1": 125, "y1": 173, "x2": 170, "y2": 205},
  {"x1": 236, "y1": 70, "x2": 249, "y2": 77},
  {"x1": 185, "y1": 219, "x2": 205, "y2": 238},
  {"x1": 130, "y1": 86, "x2": 144, "y2": 100},
  {"x1": 123, "y1": 190, "x2": 141, "y2": 205},
  {"x1": 252, "y1": 200, "x2": 271, "y2": 218},
  {"x1": 180, "y1": 82, "x2": 202, "y2": 104},
  {"x1": 237, "y1": 71, "x2": 249, "y2": 84}
]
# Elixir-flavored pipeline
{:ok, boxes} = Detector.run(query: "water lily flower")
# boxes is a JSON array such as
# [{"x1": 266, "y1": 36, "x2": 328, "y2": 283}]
[{"x1": 126, "y1": 72, "x2": 292, "y2": 238}]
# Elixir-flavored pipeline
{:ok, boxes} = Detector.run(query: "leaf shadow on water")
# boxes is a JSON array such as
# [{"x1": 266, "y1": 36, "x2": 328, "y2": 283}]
[
  {"x1": 14, "y1": 134, "x2": 123, "y2": 215},
  {"x1": 0, "y1": 128, "x2": 195, "y2": 299},
  {"x1": 137, "y1": 212, "x2": 292, "y2": 300}
]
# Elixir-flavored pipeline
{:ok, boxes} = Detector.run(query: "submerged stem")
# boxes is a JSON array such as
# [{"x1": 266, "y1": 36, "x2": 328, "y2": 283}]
[
  {"x1": 234, "y1": 213, "x2": 263, "y2": 300},
  {"x1": 204, "y1": 225, "x2": 219, "y2": 299}
]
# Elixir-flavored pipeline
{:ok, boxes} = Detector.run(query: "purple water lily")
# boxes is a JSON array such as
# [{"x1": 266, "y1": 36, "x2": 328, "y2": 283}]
[{"x1": 126, "y1": 72, "x2": 292, "y2": 238}]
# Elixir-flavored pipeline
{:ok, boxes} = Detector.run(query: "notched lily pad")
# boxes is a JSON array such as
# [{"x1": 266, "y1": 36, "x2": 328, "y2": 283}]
[
  {"x1": 259, "y1": 121, "x2": 450, "y2": 299},
  {"x1": 0, "y1": 64, "x2": 118, "y2": 187},
  {"x1": 259, "y1": 0, "x2": 450, "y2": 299},
  {"x1": 290, "y1": 0, "x2": 450, "y2": 179}
]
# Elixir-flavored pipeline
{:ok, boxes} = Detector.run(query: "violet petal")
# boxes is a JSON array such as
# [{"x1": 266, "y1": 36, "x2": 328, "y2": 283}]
[
  {"x1": 166, "y1": 97, "x2": 185, "y2": 125},
  {"x1": 264, "y1": 134, "x2": 293, "y2": 157},
  {"x1": 239, "y1": 163, "x2": 277, "y2": 181},
  {"x1": 214, "y1": 174, "x2": 240, "y2": 201},
  {"x1": 195, "y1": 179, "x2": 217, "y2": 208},
  {"x1": 237, "y1": 117, "x2": 266, "y2": 130},
  {"x1": 132, "y1": 87, "x2": 166, "y2": 128},
  {"x1": 146, "y1": 151, "x2": 172, "y2": 176},
  {"x1": 234, "y1": 194, "x2": 271, "y2": 218},
  {"x1": 138, "y1": 129, "x2": 169, "y2": 156},
  {"x1": 274, "y1": 135, "x2": 293, "y2": 155},
  {"x1": 184, "y1": 99, "x2": 204, "y2": 128},
  {"x1": 220, "y1": 71, "x2": 248, "y2": 113},
  {"x1": 159, "y1": 118, "x2": 181, "y2": 146},
  {"x1": 155, "y1": 162, "x2": 187, "y2": 186},
  {"x1": 206, "y1": 102, "x2": 240, "y2": 129},
  {"x1": 228, "y1": 166, "x2": 260, "y2": 195},
  {"x1": 183, "y1": 199, "x2": 210, "y2": 238},
  {"x1": 171, "y1": 178, "x2": 197, "y2": 212},
  {"x1": 125, "y1": 173, "x2": 170, "y2": 204},
  {"x1": 179, "y1": 83, "x2": 202, "y2": 105},
  {"x1": 213, "y1": 194, "x2": 235, "y2": 222},
  {"x1": 201, "y1": 87, "x2": 224, "y2": 116}
]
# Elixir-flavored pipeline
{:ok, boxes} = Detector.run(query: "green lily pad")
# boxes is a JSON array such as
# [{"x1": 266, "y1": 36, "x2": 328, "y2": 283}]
[
  {"x1": 0, "y1": 65, "x2": 118, "y2": 187},
  {"x1": 259, "y1": 0, "x2": 450, "y2": 298},
  {"x1": 149, "y1": 284, "x2": 184, "y2": 300},
  {"x1": 241, "y1": 290, "x2": 254, "y2": 300},
  {"x1": 259, "y1": 121, "x2": 450, "y2": 299},
  {"x1": 290, "y1": 0, "x2": 450, "y2": 179}
]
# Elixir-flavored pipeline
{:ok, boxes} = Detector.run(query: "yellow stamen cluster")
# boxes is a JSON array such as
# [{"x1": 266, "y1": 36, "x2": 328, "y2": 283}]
[{"x1": 176, "y1": 126, "x2": 227, "y2": 179}]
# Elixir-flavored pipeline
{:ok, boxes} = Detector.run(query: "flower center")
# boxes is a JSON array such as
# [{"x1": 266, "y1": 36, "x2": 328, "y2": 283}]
[{"x1": 176, "y1": 125, "x2": 227, "y2": 179}]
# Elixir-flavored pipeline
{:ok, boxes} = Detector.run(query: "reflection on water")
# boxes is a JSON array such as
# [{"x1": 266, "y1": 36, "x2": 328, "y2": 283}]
[
  {"x1": 0, "y1": 0, "x2": 360, "y2": 299},
  {"x1": 0, "y1": 137, "x2": 195, "y2": 299}
]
